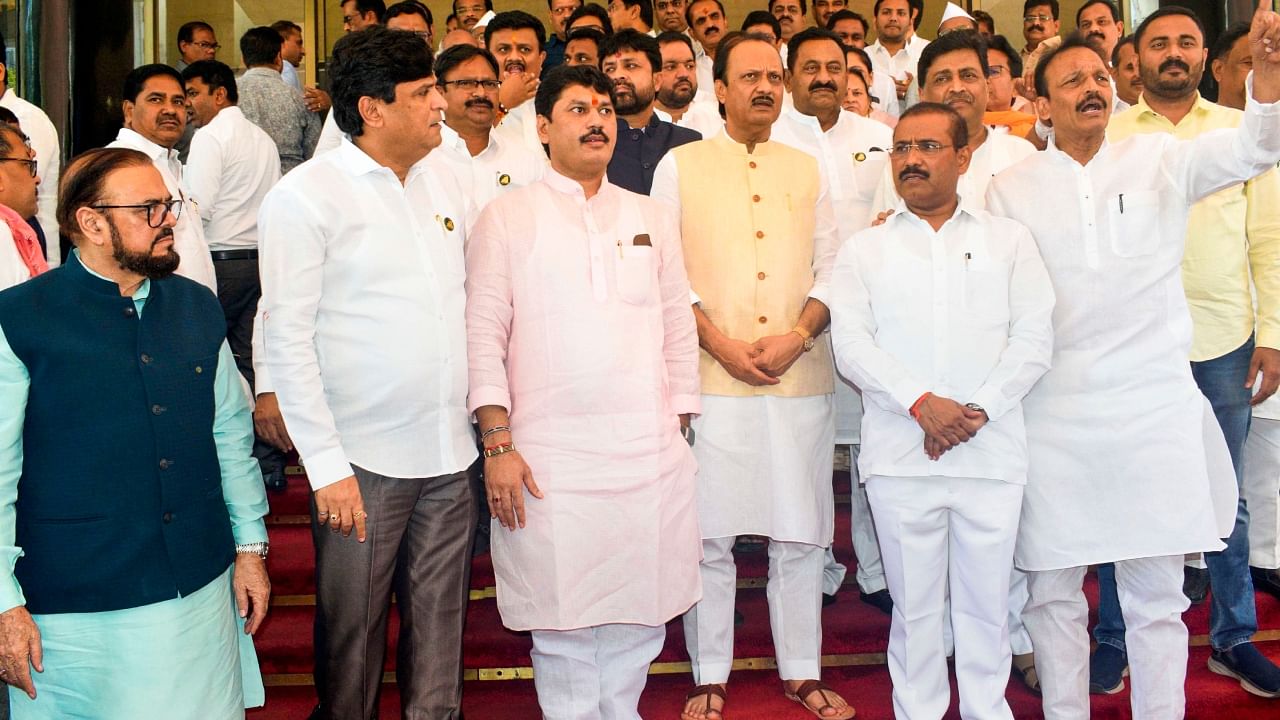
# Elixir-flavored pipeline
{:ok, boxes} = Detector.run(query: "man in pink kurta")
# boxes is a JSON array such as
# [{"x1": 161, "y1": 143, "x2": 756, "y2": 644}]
[{"x1": 464, "y1": 64, "x2": 703, "y2": 720}]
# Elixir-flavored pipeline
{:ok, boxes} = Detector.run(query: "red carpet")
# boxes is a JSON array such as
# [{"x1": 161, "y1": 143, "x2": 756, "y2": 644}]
[{"x1": 248, "y1": 467, "x2": 1280, "y2": 719}]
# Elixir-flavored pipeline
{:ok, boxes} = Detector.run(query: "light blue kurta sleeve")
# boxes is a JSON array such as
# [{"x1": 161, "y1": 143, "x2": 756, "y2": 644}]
[
  {"x1": 212, "y1": 341, "x2": 269, "y2": 545},
  {"x1": 0, "y1": 324, "x2": 28, "y2": 613}
]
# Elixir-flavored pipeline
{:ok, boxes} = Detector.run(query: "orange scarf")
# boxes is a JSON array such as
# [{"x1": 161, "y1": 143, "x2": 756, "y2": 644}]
[{"x1": 0, "y1": 203, "x2": 47, "y2": 278}]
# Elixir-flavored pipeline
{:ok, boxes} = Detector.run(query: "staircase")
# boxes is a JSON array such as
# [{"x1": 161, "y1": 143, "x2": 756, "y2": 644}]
[{"x1": 247, "y1": 465, "x2": 1280, "y2": 719}]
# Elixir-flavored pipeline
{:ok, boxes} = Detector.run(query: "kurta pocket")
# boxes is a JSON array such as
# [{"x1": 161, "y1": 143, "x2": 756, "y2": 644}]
[
  {"x1": 1108, "y1": 190, "x2": 1161, "y2": 257},
  {"x1": 615, "y1": 245, "x2": 655, "y2": 304}
]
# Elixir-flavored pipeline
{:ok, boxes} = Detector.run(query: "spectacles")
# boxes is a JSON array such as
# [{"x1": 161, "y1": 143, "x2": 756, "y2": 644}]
[
  {"x1": 91, "y1": 199, "x2": 184, "y2": 228},
  {"x1": 192, "y1": 41, "x2": 221, "y2": 51},
  {"x1": 442, "y1": 78, "x2": 503, "y2": 91},
  {"x1": 1023, "y1": 14, "x2": 1053, "y2": 23},
  {"x1": 888, "y1": 141, "x2": 954, "y2": 157},
  {"x1": 0, "y1": 158, "x2": 37, "y2": 177},
  {"x1": 551, "y1": 5, "x2": 579, "y2": 14}
]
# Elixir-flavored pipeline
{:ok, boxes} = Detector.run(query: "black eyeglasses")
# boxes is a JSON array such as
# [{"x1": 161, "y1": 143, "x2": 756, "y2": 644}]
[
  {"x1": 91, "y1": 199, "x2": 184, "y2": 228},
  {"x1": 442, "y1": 78, "x2": 503, "y2": 91},
  {"x1": 0, "y1": 158, "x2": 36, "y2": 178},
  {"x1": 888, "y1": 141, "x2": 955, "y2": 158}
]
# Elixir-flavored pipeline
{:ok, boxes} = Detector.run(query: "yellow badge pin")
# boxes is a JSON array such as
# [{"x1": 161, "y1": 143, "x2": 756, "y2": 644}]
[{"x1": 498, "y1": 173, "x2": 511, "y2": 186}]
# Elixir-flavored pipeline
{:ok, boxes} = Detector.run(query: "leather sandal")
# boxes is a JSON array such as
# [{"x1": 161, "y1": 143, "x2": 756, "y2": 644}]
[
  {"x1": 1012, "y1": 653, "x2": 1041, "y2": 696},
  {"x1": 783, "y1": 679, "x2": 856, "y2": 719},
  {"x1": 681, "y1": 683, "x2": 726, "y2": 720}
]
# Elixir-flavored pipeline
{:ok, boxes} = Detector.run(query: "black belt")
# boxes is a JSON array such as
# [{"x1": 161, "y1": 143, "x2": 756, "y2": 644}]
[{"x1": 210, "y1": 249, "x2": 258, "y2": 261}]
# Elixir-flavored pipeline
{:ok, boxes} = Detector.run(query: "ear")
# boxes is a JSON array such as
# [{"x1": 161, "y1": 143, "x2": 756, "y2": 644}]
[
  {"x1": 1034, "y1": 93, "x2": 1052, "y2": 125},
  {"x1": 536, "y1": 113, "x2": 552, "y2": 145},
  {"x1": 75, "y1": 207, "x2": 106, "y2": 245},
  {"x1": 955, "y1": 143, "x2": 972, "y2": 174},
  {"x1": 121, "y1": 99, "x2": 135, "y2": 127},
  {"x1": 714, "y1": 77, "x2": 727, "y2": 106},
  {"x1": 358, "y1": 95, "x2": 384, "y2": 129},
  {"x1": 1211, "y1": 56, "x2": 1225, "y2": 83}
]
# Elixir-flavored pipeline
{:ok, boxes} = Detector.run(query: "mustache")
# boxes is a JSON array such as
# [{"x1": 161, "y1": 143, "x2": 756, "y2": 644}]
[
  {"x1": 613, "y1": 81, "x2": 635, "y2": 94},
  {"x1": 1028, "y1": 24, "x2": 1044, "y2": 33},
  {"x1": 1075, "y1": 90, "x2": 1106, "y2": 112},
  {"x1": 1159, "y1": 57, "x2": 1190, "y2": 74},
  {"x1": 945, "y1": 90, "x2": 975, "y2": 105},
  {"x1": 153, "y1": 227, "x2": 175, "y2": 245},
  {"x1": 808, "y1": 80, "x2": 838, "y2": 94},
  {"x1": 898, "y1": 164, "x2": 928, "y2": 181},
  {"x1": 751, "y1": 94, "x2": 776, "y2": 107},
  {"x1": 503, "y1": 59, "x2": 526, "y2": 72},
  {"x1": 465, "y1": 97, "x2": 494, "y2": 109},
  {"x1": 579, "y1": 127, "x2": 609, "y2": 143},
  {"x1": 1087, "y1": 31, "x2": 1106, "y2": 42},
  {"x1": 673, "y1": 77, "x2": 694, "y2": 90}
]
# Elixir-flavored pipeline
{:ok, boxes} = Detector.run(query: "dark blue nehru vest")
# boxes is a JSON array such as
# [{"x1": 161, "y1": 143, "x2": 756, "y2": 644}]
[{"x1": 0, "y1": 253, "x2": 233, "y2": 614}]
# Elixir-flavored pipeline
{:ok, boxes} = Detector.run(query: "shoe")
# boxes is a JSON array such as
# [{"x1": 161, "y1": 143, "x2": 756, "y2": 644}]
[
  {"x1": 1089, "y1": 644, "x2": 1128, "y2": 694},
  {"x1": 1183, "y1": 566, "x2": 1210, "y2": 604},
  {"x1": 822, "y1": 592, "x2": 838, "y2": 607},
  {"x1": 263, "y1": 470, "x2": 287, "y2": 493},
  {"x1": 1208, "y1": 643, "x2": 1280, "y2": 698},
  {"x1": 1252, "y1": 566, "x2": 1280, "y2": 601},
  {"x1": 859, "y1": 588, "x2": 893, "y2": 615},
  {"x1": 734, "y1": 609, "x2": 745, "y2": 627}
]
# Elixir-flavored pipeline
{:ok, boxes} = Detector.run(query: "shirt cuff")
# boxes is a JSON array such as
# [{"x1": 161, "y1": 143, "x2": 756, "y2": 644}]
[
  {"x1": 968, "y1": 385, "x2": 1009, "y2": 422},
  {"x1": 304, "y1": 447, "x2": 356, "y2": 491},
  {"x1": 0, "y1": 550, "x2": 24, "y2": 613},
  {"x1": 690, "y1": 288, "x2": 702, "y2": 305},
  {"x1": 670, "y1": 393, "x2": 701, "y2": 416},
  {"x1": 890, "y1": 379, "x2": 930, "y2": 417},
  {"x1": 231, "y1": 518, "x2": 269, "y2": 546},
  {"x1": 467, "y1": 385, "x2": 512, "y2": 415},
  {"x1": 806, "y1": 286, "x2": 830, "y2": 309}
]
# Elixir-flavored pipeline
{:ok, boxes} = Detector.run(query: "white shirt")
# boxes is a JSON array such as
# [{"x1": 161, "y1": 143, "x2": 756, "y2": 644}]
[
  {"x1": 866, "y1": 34, "x2": 928, "y2": 116},
  {"x1": 830, "y1": 202, "x2": 1055, "y2": 483},
  {"x1": 870, "y1": 71, "x2": 900, "y2": 118},
  {"x1": 314, "y1": 109, "x2": 343, "y2": 156},
  {"x1": 0, "y1": 223, "x2": 31, "y2": 291},
  {"x1": 656, "y1": 99, "x2": 723, "y2": 139},
  {"x1": 695, "y1": 53, "x2": 715, "y2": 104},
  {"x1": 107, "y1": 128, "x2": 217, "y2": 292},
  {"x1": 874, "y1": 127, "x2": 1037, "y2": 213},
  {"x1": 772, "y1": 107, "x2": 893, "y2": 236},
  {"x1": 426, "y1": 123, "x2": 545, "y2": 214},
  {"x1": 986, "y1": 78, "x2": 1280, "y2": 569},
  {"x1": 257, "y1": 139, "x2": 477, "y2": 490},
  {"x1": 0, "y1": 91, "x2": 60, "y2": 267},
  {"x1": 491, "y1": 101, "x2": 545, "y2": 156},
  {"x1": 183, "y1": 107, "x2": 282, "y2": 251}
]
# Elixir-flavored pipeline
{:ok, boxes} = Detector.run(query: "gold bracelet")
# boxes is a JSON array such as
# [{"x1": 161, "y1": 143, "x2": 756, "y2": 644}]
[{"x1": 483, "y1": 442, "x2": 517, "y2": 458}]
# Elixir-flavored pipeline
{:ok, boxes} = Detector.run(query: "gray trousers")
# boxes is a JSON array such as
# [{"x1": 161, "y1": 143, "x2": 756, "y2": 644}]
[{"x1": 310, "y1": 465, "x2": 477, "y2": 720}]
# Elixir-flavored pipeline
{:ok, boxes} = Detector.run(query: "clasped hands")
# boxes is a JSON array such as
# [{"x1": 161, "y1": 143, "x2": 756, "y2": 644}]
[
  {"x1": 916, "y1": 394, "x2": 988, "y2": 461},
  {"x1": 712, "y1": 332, "x2": 807, "y2": 386}
]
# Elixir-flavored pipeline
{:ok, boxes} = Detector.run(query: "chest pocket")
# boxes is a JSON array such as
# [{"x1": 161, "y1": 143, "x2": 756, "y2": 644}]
[
  {"x1": 1108, "y1": 190, "x2": 1161, "y2": 258},
  {"x1": 962, "y1": 259, "x2": 1012, "y2": 326},
  {"x1": 616, "y1": 244, "x2": 655, "y2": 304}
]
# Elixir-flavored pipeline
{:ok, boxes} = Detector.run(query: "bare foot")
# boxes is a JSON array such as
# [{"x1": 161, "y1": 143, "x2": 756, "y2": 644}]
[
  {"x1": 681, "y1": 683, "x2": 726, "y2": 720},
  {"x1": 784, "y1": 679, "x2": 855, "y2": 719}
]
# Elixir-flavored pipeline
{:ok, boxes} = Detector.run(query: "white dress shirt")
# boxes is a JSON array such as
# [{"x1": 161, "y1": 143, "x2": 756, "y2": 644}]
[
  {"x1": 0, "y1": 91, "x2": 60, "y2": 267},
  {"x1": 695, "y1": 53, "x2": 715, "y2": 104},
  {"x1": 830, "y1": 201, "x2": 1055, "y2": 483},
  {"x1": 874, "y1": 127, "x2": 1036, "y2": 212},
  {"x1": 426, "y1": 122, "x2": 545, "y2": 214},
  {"x1": 257, "y1": 139, "x2": 477, "y2": 490},
  {"x1": 107, "y1": 128, "x2": 217, "y2": 292},
  {"x1": 183, "y1": 106, "x2": 282, "y2": 251},
  {"x1": 657, "y1": 100, "x2": 724, "y2": 140},
  {"x1": 771, "y1": 107, "x2": 893, "y2": 236},
  {"x1": 491, "y1": 101, "x2": 545, "y2": 156},
  {"x1": 314, "y1": 109, "x2": 343, "y2": 157},
  {"x1": 865, "y1": 34, "x2": 928, "y2": 116}
]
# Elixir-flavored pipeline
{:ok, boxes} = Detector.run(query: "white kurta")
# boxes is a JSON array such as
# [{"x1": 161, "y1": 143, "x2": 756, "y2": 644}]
[
  {"x1": 425, "y1": 123, "x2": 546, "y2": 214},
  {"x1": 986, "y1": 84, "x2": 1280, "y2": 571},
  {"x1": 873, "y1": 128, "x2": 1036, "y2": 213},
  {"x1": 0, "y1": 92, "x2": 58, "y2": 267},
  {"x1": 491, "y1": 101, "x2": 545, "y2": 156},
  {"x1": 0, "y1": 223, "x2": 32, "y2": 292}
]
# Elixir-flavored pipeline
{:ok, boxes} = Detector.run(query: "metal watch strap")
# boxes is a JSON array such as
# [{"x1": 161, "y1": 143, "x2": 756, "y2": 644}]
[{"x1": 236, "y1": 541, "x2": 269, "y2": 559}]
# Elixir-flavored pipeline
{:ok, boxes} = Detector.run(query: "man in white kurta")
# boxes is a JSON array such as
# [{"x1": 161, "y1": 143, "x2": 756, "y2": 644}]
[
  {"x1": 0, "y1": 80, "x2": 58, "y2": 268},
  {"x1": 984, "y1": 19, "x2": 1280, "y2": 718},
  {"x1": 832, "y1": 101, "x2": 1055, "y2": 720},
  {"x1": 651, "y1": 35, "x2": 853, "y2": 720},
  {"x1": 465, "y1": 65, "x2": 702, "y2": 720},
  {"x1": 769, "y1": 27, "x2": 894, "y2": 613},
  {"x1": 108, "y1": 65, "x2": 216, "y2": 293}
]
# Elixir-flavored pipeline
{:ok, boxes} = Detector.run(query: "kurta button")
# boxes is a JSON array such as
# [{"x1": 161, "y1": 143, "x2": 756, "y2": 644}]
[
  {"x1": 757, "y1": 272, "x2": 767, "y2": 280},
  {"x1": 162, "y1": 512, "x2": 173, "y2": 523},
  {"x1": 122, "y1": 307, "x2": 135, "y2": 317},
  {"x1": 749, "y1": 161, "x2": 757, "y2": 169},
  {"x1": 158, "y1": 458, "x2": 171, "y2": 470},
  {"x1": 758, "y1": 315, "x2": 768, "y2": 324},
  {"x1": 643, "y1": 162, "x2": 652, "y2": 169},
  {"x1": 140, "y1": 353, "x2": 152, "y2": 365},
  {"x1": 755, "y1": 230, "x2": 764, "y2": 239},
  {"x1": 752, "y1": 194, "x2": 761, "y2": 202},
  {"x1": 151, "y1": 404, "x2": 165, "y2": 415},
  {"x1": 195, "y1": 366, "x2": 203, "y2": 374}
]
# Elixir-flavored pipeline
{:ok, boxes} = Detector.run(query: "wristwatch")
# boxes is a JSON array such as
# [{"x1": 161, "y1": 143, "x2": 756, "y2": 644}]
[
  {"x1": 964, "y1": 402, "x2": 987, "y2": 418},
  {"x1": 681, "y1": 423, "x2": 696, "y2": 447},
  {"x1": 236, "y1": 542, "x2": 269, "y2": 559},
  {"x1": 792, "y1": 326, "x2": 815, "y2": 353}
]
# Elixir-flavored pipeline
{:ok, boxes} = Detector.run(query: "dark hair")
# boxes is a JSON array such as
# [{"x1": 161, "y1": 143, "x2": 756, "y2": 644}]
[
  {"x1": 270, "y1": 20, "x2": 303, "y2": 37},
  {"x1": 656, "y1": 30, "x2": 696, "y2": 57},
  {"x1": 712, "y1": 32, "x2": 763, "y2": 83},
  {"x1": 847, "y1": 65, "x2": 869, "y2": 91},
  {"x1": 485, "y1": 11, "x2": 547, "y2": 51},
  {"x1": 844, "y1": 43, "x2": 873, "y2": 74},
  {"x1": 385, "y1": 0, "x2": 434, "y2": 27},
  {"x1": 826, "y1": 9, "x2": 868, "y2": 35},
  {"x1": 0, "y1": 124, "x2": 22, "y2": 157},
  {"x1": 619, "y1": 0, "x2": 655, "y2": 29},
  {"x1": 741, "y1": 11, "x2": 783, "y2": 39},
  {"x1": 908, "y1": 0, "x2": 923, "y2": 29},
  {"x1": 567, "y1": 26, "x2": 607, "y2": 53},
  {"x1": 1034, "y1": 31, "x2": 1093, "y2": 97},
  {"x1": 785, "y1": 27, "x2": 843, "y2": 74},
  {"x1": 1075, "y1": 0, "x2": 1119, "y2": 25},
  {"x1": 768, "y1": 0, "x2": 808, "y2": 16},
  {"x1": 987, "y1": 34, "x2": 1023, "y2": 78},
  {"x1": 342, "y1": 0, "x2": 387, "y2": 21},
  {"x1": 1110, "y1": 33, "x2": 1135, "y2": 67},
  {"x1": 123, "y1": 64, "x2": 184, "y2": 103},
  {"x1": 600, "y1": 29, "x2": 663, "y2": 72},
  {"x1": 1133, "y1": 5, "x2": 1205, "y2": 49},
  {"x1": 917, "y1": 28, "x2": 988, "y2": 88},
  {"x1": 434, "y1": 44, "x2": 500, "y2": 82},
  {"x1": 240, "y1": 26, "x2": 284, "y2": 67},
  {"x1": 446, "y1": 12, "x2": 457, "y2": 23},
  {"x1": 685, "y1": 0, "x2": 726, "y2": 29},
  {"x1": 329, "y1": 26, "x2": 435, "y2": 136},
  {"x1": 568, "y1": 4, "x2": 614, "y2": 34},
  {"x1": 972, "y1": 9, "x2": 994, "y2": 33},
  {"x1": 181, "y1": 60, "x2": 239, "y2": 103},
  {"x1": 1211, "y1": 21, "x2": 1251, "y2": 63},
  {"x1": 454, "y1": 0, "x2": 493, "y2": 12},
  {"x1": 0, "y1": 106, "x2": 19, "y2": 127},
  {"x1": 1023, "y1": 0, "x2": 1059, "y2": 21},
  {"x1": 535, "y1": 63, "x2": 614, "y2": 118},
  {"x1": 58, "y1": 148, "x2": 154, "y2": 244},
  {"x1": 177, "y1": 21, "x2": 214, "y2": 46},
  {"x1": 898, "y1": 101, "x2": 967, "y2": 149},
  {"x1": 872, "y1": 0, "x2": 911, "y2": 18}
]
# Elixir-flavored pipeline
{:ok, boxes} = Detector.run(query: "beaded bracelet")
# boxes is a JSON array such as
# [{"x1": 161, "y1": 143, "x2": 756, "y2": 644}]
[{"x1": 483, "y1": 442, "x2": 517, "y2": 458}]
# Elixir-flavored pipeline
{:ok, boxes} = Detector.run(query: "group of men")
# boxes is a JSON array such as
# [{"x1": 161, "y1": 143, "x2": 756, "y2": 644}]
[{"x1": 2, "y1": 0, "x2": 1280, "y2": 719}]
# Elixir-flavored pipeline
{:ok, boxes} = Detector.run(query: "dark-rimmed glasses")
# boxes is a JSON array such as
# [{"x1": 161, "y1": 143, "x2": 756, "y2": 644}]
[
  {"x1": 0, "y1": 158, "x2": 37, "y2": 178},
  {"x1": 91, "y1": 199, "x2": 184, "y2": 228}
]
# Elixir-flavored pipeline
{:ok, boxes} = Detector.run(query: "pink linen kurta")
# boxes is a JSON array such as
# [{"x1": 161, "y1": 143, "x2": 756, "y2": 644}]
[{"x1": 465, "y1": 170, "x2": 703, "y2": 631}]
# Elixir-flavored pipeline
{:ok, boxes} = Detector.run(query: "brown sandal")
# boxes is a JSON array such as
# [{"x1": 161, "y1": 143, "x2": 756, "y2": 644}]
[
  {"x1": 784, "y1": 679, "x2": 856, "y2": 720},
  {"x1": 681, "y1": 683, "x2": 727, "y2": 720},
  {"x1": 1011, "y1": 654, "x2": 1042, "y2": 696}
]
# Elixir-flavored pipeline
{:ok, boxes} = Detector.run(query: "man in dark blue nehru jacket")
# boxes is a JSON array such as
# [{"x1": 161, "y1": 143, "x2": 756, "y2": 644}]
[{"x1": 0, "y1": 147, "x2": 270, "y2": 720}]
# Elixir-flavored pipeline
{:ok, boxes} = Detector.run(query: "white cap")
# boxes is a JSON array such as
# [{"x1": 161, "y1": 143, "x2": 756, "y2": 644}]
[
  {"x1": 938, "y1": 2, "x2": 975, "y2": 28},
  {"x1": 475, "y1": 9, "x2": 497, "y2": 29}
]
